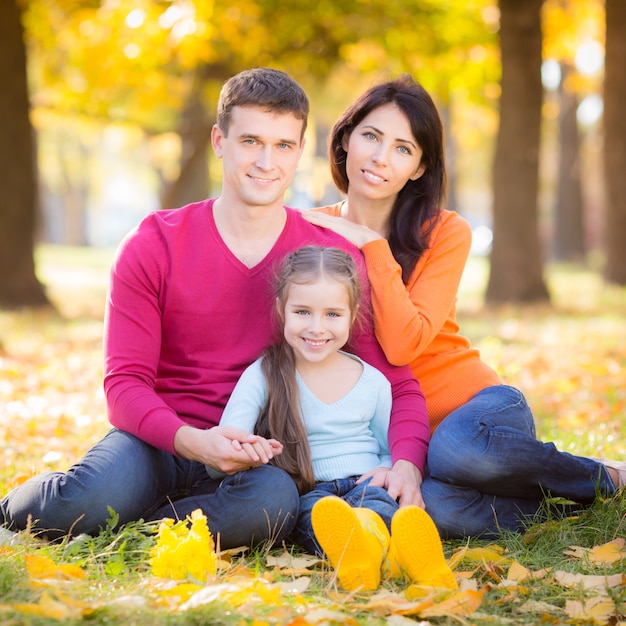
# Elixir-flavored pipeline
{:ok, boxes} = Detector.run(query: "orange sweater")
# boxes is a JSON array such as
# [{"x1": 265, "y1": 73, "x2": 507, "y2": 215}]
[{"x1": 317, "y1": 205, "x2": 501, "y2": 433}]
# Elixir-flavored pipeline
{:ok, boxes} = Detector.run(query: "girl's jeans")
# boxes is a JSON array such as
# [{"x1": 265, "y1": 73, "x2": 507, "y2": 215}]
[
  {"x1": 291, "y1": 476, "x2": 398, "y2": 555},
  {"x1": 1, "y1": 429, "x2": 299, "y2": 549},
  {"x1": 421, "y1": 385, "x2": 616, "y2": 538}
]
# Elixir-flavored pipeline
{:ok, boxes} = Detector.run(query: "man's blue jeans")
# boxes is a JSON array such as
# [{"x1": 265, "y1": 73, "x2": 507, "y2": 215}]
[
  {"x1": 421, "y1": 385, "x2": 616, "y2": 539},
  {"x1": 290, "y1": 476, "x2": 398, "y2": 555},
  {"x1": 1, "y1": 429, "x2": 299, "y2": 548}
]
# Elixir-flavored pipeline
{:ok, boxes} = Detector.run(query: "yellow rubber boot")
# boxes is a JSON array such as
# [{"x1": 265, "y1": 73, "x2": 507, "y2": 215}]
[
  {"x1": 311, "y1": 496, "x2": 390, "y2": 591},
  {"x1": 389, "y1": 506, "x2": 458, "y2": 590}
]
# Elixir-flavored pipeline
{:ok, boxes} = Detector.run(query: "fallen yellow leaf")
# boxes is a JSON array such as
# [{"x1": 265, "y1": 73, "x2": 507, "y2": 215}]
[
  {"x1": 565, "y1": 596, "x2": 616, "y2": 623},
  {"x1": 25, "y1": 554, "x2": 85, "y2": 583},
  {"x1": 417, "y1": 589, "x2": 485, "y2": 618},
  {"x1": 506, "y1": 560, "x2": 531, "y2": 581},
  {"x1": 565, "y1": 538, "x2": 626, "y2": 565},
  {"x1": 448, "y1": 544, "x2": 510, "y2": 569},
  {"x1": 13, "y1": 590, "x2": 90, "y2": 620}
]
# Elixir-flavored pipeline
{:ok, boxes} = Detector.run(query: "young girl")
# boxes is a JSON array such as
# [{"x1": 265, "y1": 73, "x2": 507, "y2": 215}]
[
  {"x1": 211, "y1": 245, "x2": 456, "y2": 592},
  {"x1": 304, "y1": 75, "x2": 625, "y2": 539}
]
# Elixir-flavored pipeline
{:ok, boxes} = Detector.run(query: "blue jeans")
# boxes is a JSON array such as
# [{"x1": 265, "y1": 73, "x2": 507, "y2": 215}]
[
  {"x1": 421, "y1": 385, "x2": 616, "y2": 539},
  {"x1": 0, "y1": 429, "x2": 299, "y2": 549},
  {"x1": 290, "y1": 476, "x2": 398, "y2": 555}
]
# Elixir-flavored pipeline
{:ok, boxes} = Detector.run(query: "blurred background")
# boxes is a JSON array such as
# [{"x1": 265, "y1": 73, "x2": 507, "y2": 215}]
[{"x1": 2, "y1": 0, "x2": 624, "y2": 309}]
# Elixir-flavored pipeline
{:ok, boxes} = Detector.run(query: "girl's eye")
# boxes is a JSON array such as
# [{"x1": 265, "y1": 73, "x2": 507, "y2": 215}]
[
  {"x1": 295, "y1": 309, "x2": 309, "y2": 315},
  {"x1": 398, "y1": 145, "x2": 411, "y2": 155},
  {"x1": 363, "y1": 132, "x2": 377, "y2": 141},
  {"x1": 326, "y1": 312, "x2": 340, "y2": 318}
]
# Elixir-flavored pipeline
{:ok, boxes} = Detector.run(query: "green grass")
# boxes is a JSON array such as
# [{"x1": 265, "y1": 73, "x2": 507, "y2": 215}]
[{"x1": 0, "y1": 245, "x2": 625, "y2": 624}]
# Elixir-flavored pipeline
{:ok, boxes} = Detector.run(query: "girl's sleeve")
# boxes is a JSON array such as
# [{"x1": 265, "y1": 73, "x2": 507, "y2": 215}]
[
  {"x1": 205, "y1": 360, "x2": 267, "y2": 480},
  {"x1": 218, "y1": 359, "x2": 268, "y2": 432},
  {"x1": 361, "y1": 214, "x2": 472, "y2": 366},
  {"x1": 368, "y1": 370, "x2": 393, "y2": 469}
]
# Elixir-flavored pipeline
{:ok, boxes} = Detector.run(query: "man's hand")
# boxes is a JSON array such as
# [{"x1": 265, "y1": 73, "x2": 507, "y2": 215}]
[
  {"x1": 173, "y1": 425, "x2": 283, "y2": 474},
  {"x1": 357, "y1": 459, "x2": 424, "y2": 508}
]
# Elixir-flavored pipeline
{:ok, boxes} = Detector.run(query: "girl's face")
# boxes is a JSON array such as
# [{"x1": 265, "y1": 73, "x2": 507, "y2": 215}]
[
  {"x1": 343, "y1": 102, "x2": 425, "y2": 206},
  {"x1": 281, "y1": 276, "x2": 353, "y2": 367}
]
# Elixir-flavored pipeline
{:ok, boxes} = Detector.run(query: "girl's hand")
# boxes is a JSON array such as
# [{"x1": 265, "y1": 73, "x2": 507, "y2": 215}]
[
  {"x1": 174, "y1": 425, "x2": 282, "y2": 474},
  {"x1": 233, "y1": 436, "x2": 283, "y2": 467},
  {"x1": 357, "y1": 460, "x2": 425, "y2": 508},
  {"x1": 302, "y1": 211, "x2": 383, "y2": 249}
]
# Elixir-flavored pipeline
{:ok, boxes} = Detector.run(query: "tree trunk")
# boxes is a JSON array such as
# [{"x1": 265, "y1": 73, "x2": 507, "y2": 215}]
[
  {"x1": 603, "y1": 0, "x2": 626, "y2": 285},
  {"x1": 0, "y1": 0, "x2": 50, "y2": 309},
  {"x1": 160, "y1": 89, "x2": 212, "y2": 210},
  {"x1": 554, "y1": 63, "x2": 585, "y2": 262},
  {"x1": 486, "y1": 0, "x2": 550, "y2": 303}
]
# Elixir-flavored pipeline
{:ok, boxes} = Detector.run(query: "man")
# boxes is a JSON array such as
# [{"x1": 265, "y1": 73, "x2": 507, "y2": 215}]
[{"x1": 2, "y1": 68, "x2": 429, "y2": 549}]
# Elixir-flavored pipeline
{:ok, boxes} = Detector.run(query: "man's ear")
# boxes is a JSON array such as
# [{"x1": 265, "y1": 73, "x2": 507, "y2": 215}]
[{"x1": 211, "y1": 124, "x2": 224, "y2": 158}]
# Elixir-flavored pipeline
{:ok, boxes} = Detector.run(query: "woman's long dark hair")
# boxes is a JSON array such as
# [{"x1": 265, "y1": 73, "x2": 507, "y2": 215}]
[
  {"x1": 254, "y1": 246, "x2": 361, "y2": 495},
  {"x1": 329, "y1": 75, "x2": 447, "y2": 284}
]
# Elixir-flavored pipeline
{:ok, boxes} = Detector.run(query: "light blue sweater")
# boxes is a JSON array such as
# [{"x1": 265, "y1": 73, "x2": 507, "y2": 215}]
[{"x1": 208, "y1": 351, "x2": 392, "y2": 481}]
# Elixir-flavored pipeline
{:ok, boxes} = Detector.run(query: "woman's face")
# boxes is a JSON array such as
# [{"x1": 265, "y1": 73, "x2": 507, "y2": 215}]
[{"x1": 343, "y1": 103, "x2": 425, "y2": 206}]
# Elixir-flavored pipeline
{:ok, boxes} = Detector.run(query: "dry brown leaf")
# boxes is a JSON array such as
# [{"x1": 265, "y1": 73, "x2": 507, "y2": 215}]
[
  {"x1": 266, "y1": 551, "x2": 325, "y2": 570},
  {"x1": 553, "y1": 570, "x2": 626, "y2": 590},
  {"x1": 518, "y1": 599, "x2": 561, "y2": 614}
]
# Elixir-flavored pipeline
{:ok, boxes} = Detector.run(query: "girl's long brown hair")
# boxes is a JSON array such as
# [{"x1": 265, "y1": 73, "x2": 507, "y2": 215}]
[{"x1": 254, "y1": 246, "x2": 361, "y2": 495}]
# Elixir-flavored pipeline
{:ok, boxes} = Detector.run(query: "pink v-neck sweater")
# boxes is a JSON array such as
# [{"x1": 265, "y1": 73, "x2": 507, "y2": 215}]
[{"x1": 103, "y1": 199, "x2": 429, "y2": 471}]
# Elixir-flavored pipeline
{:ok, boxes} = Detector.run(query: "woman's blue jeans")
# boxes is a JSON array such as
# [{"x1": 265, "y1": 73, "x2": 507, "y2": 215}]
[
  {"x1": 421, "y1": 385, "x2": 616, "y2": 539},
  {"x1": 290, "y1": 476, "x2": 398, "y2": 555},
  {"x1": 0, "y1": 429, "x2": 299, "y2": 549}
]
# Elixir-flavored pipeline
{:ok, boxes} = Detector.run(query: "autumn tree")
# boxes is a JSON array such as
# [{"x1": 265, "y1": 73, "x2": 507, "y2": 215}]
[
  {"x1": 486, "y1": 0, "x2": 550, "y2": 303},
  {"x1": 0, "y1": 0, "x2": 49, "y2": 308},
  {"x1": 603, "y1": 0, "x2": 626, "y2": 284}
]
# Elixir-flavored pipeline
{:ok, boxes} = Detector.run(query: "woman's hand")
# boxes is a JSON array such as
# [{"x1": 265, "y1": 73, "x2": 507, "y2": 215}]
[
  {"x1": 357, "y1": 459, "x2": 425, "y2": 508},
  {"x1": 302, "y1": 211, "x2": 383, "y2": 249}
]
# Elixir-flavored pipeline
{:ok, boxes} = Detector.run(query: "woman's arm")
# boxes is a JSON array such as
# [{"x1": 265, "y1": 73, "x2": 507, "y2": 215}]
[
  {"x1": 305, "y1": 209, "x2": 472, "y2": 366},
  {"x1": 364, "y1": 215, "x2": 471, "y2": 365}
]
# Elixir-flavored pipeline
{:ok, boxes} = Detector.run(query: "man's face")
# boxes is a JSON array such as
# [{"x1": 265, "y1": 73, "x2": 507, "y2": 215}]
[{"x1": 212, "y1": 105, "x2": 306, "y2": 210}]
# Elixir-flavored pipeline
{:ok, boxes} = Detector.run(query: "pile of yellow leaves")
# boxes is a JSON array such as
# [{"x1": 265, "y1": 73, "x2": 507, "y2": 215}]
[{"x1": 149, "y1": 509, "x2": 217, "y2": 582}]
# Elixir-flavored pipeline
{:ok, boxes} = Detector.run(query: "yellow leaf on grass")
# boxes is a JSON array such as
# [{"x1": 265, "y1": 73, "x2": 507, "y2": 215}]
[
  {"x1": 565, "y1": 597, "x2": 616, "y2": 623},
  {"x1": 448, "y1": 544, "x2": 510, "y2": 569},
  {"x1": 565, "y1": 538, "x2": 626, "y2": 565},
  {"x1": 13, "y1": 590, "x2": 89, "y2": 620},
  {"x1": 417, "y1": 589, "x2": 484, "y2": 618},
  {"x1": 588, "y1": 538, "x2": 626, "y2": 565},
  {"x1": 25, "y1": 554, "x2": 85, "y2": 582},
  {"x1": 506, "y1": 560, "x2": 531, "y2": 581}
]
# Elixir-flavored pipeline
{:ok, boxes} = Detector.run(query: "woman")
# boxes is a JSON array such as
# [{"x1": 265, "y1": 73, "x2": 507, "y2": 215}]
[{"x1": 303, "y1": 74, "x2": 625, "y2": 539}]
